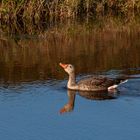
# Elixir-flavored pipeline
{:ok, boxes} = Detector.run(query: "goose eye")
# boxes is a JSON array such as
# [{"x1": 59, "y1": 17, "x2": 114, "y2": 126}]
[{"x1": 69, "y1": 65, "x2": 72, "y2": 68}]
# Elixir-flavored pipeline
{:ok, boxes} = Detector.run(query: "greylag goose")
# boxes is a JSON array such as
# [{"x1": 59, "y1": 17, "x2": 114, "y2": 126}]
[{"x1": 59, "y1": 63, "x2": 128, "y2": 92}]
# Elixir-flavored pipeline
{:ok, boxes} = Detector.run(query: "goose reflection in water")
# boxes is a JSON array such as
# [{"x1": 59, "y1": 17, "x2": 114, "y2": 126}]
[{"x1": 60, "y1": 90, "x2": 118, "y2": 114}]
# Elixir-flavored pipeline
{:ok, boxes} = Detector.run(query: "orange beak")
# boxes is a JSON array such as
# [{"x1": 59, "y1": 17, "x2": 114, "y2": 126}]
[
  {"x1": 59, "y1": 63, "x2": 68, "y2": 69},
  {"x1": 59, "y1": 108, "x2": 67, "y2": 114}
]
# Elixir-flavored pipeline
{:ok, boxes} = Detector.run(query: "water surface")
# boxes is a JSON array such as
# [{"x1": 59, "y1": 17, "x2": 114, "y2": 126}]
[{"x1": 0, "y1": 19, "x2": 140, "y2": 140}]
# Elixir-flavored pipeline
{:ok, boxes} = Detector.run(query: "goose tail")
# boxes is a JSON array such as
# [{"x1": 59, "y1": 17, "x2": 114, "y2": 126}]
[
  {"x1": 115, "y1": 76, "x2": 128, "y2": 85},
  {"x1": 108, "y1": 77, "x2": 128, "y2": 91}
]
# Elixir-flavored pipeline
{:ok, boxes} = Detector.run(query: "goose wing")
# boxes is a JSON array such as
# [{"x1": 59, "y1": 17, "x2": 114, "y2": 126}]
[{"x1": 77, "y1": 76, "x2": 114, "y2": 87}]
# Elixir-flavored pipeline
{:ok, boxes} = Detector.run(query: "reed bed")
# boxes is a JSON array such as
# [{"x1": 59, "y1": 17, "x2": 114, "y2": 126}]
[
  {"x1": 1, "y1": 0, "x2": 140, "y2": 24},
  {"x1": 1, "y1": 13, "x2": 140, "y2": 37}
]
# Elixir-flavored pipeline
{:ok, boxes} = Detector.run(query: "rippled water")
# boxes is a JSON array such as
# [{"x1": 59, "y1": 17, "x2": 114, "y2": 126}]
[{"x1": 0, "y1": 20, "x2": 140, "y2": 140}]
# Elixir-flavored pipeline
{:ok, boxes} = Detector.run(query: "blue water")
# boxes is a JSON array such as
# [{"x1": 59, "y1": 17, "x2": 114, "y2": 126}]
[
  {"x1": 1, "y1": 17, "x2": 140, "y2": 140},
  {"x1": 0, "y1": 75, "x2": 140, "y2": 140}
]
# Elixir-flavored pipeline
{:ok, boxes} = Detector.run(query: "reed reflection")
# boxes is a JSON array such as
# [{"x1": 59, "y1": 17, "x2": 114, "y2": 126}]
[
  {"x1": 0, "y1": 20, "x2": 140, "y2": 84},
  {"x1": 60, "y1": 90, "x2": 117, "y2": 114}
]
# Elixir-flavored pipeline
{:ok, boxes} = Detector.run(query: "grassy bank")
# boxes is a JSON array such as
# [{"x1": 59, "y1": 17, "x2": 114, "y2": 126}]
[{"x1": 0, "y1": 0, "x2": 140, "y2": 24}]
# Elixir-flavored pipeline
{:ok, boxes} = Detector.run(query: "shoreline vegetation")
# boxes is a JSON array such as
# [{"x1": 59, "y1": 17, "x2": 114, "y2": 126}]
[
  {"x1": 1, "y1": 15, "x2": 140, "y2": 37},
  {"x1": 0, "y1": 0, "x2": 140, "y2": 36},
  {"x1": 0, "y1": 0, "x2": 140, "y2": 21},
  {"x1": 0, "y1": 0, "x2": 140, "y2": 23}
]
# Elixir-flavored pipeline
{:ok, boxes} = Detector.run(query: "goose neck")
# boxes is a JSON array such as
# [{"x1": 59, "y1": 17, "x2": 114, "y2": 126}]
[{"x1": 68, "y1": 72, "x2": 76, "y2": 87}]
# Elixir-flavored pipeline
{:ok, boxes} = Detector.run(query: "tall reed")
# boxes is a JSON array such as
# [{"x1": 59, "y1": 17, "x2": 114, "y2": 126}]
[{"x1": 0, "y1": 0, "x2": 140, "y2": 24}]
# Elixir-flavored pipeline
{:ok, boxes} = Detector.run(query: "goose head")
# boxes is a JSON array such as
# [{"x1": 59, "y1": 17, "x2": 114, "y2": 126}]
[{"x1": 59, "y1": 63, "x2": 75, "y2": 75}]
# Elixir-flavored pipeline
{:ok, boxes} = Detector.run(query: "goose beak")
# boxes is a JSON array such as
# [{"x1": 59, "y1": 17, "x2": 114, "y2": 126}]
[
  {"x1": 59, "y1": 63, "x2": 68, "y2": 69},
  {"x1": 59, "y1": 108, "x2": 67, "y2": 114}
]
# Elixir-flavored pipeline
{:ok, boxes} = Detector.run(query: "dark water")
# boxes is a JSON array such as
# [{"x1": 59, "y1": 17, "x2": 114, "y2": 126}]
[{"x1": 0, "y1": 20, "x2": 140, "y2": 140}]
